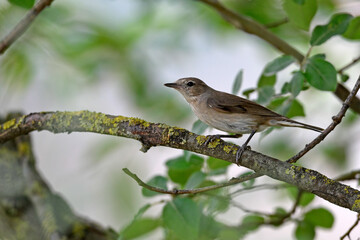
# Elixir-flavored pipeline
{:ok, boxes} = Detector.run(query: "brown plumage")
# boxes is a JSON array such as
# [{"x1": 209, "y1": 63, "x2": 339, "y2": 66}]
[{"x1": 165, "y1": 77, "x2": 323, "y2": 164}]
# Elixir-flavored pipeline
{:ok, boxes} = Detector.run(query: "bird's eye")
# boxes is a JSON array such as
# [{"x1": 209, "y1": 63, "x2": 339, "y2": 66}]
[{"x1": 187, "y1": 81, "x2": 194, "y2": 87}]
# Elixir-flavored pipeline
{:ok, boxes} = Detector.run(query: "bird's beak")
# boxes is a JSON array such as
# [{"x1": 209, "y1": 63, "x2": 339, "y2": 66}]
[{"x1": 164, "y1": 82, "x2": 179, "y2": 89}]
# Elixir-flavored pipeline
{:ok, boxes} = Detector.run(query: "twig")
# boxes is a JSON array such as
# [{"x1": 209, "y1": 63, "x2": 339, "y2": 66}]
[
  {"x1": 287, "y1": 74, "x2": 360, "y2": 163},
  {"x1": 340, "y1": 213, "x2": 360, "y2": 240},
  {"x1": 197, "y1": 0, "x2": 360, "y2": 114},
  {"x1": 230, "y1": 183, "x2": 290, "y2": 197},
  {"x1": 123, "y1": 168, "x2": 261, "y2": 195},
  {"x1": 335, "y1": 170, "x2": 360, "y2": 181},
  {"x1": 0, "y1": 0, "x2": 55, "y2": 54},
  {"x1": 338, "y1": 55, "x2": 360, "y2": 74}
]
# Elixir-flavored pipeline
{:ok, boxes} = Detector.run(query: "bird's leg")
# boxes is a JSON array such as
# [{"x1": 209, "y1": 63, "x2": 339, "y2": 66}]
[
  {"x1": 236, "y1": 130, "x2": 256, "y2": 165},
  {"x1": 204, "y1": 134, "x2": 242, "y2": 146}
]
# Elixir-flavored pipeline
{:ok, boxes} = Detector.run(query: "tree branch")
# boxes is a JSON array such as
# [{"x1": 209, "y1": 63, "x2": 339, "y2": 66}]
[
  {"x1": 1, "y1": 110, "x2": 360, "y2": 213},
  {"x1": 0, "y1": 118, "x2": 117, "y2": 239},
  {"x1": 338, "y1": 55, "x2": 360, "y2": 74},
  {"x1": 123, "y1": 168, "x2": 261, "y2": 195},
  {"x1": 335, "y1": 170, "x2": 360, "y2": 181},
  {"x1": 340, "y1": 214, "x2": 360, "y2": 240},
  {"x1": 287, "y1": 74, "x2": 360, "y2": 163},
  {"x1": 0, "y1": 0, "x2": 55, "y2": 55},
  {"x1": 197, "y1": 0, "x2": 360, "y2": 114}
]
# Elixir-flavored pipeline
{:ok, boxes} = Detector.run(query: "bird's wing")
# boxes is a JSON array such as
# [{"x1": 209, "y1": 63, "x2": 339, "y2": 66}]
[{"x1": 207, "y1": 91, "x2": 281, "y2": 118}]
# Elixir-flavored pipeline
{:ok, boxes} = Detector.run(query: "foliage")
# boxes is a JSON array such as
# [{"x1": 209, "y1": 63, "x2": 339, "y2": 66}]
[{"x1": 2, "y1": 0, "x2": 360, "y2": 239}]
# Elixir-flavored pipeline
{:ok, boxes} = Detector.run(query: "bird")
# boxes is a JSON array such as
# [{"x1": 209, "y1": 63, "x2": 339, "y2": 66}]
[{"x1": 164, "y1": 77, "x2": 323, "y2": 165}]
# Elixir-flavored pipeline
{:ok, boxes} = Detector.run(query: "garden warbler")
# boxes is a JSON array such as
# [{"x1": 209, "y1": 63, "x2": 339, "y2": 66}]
[{"x1": 164, "y1": 77, "x2": 323, "y2": 165}]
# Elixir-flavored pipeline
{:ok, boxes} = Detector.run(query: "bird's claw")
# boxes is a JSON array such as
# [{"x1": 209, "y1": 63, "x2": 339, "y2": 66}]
[
  {"x1": 235, "y1": 145, "x2": 251, "y2": 166},
  {"x1": 204, "y1": 135, "x2": 220, "y2": 146}
]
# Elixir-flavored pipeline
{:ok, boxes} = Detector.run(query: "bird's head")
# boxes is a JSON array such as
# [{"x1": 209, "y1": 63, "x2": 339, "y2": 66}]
[{"x1": 164, "y1": 77, "x2": 210, "y2": 101}]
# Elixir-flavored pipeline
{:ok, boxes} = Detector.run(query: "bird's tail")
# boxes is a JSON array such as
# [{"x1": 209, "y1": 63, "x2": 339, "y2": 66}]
[{"x1": 271, "y1": 118, "x2": 323, "y2": 133}]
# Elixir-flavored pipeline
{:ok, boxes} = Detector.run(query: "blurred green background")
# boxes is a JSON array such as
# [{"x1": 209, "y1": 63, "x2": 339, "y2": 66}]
[{"x1": 0, "y1": 0, "x2": 359, "y2": 239}]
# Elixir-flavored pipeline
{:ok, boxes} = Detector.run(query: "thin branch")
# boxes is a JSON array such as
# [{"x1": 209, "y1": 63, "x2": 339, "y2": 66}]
[
  {"x1": 340, "y1": 213, "x2": 360, "y2": 240},
  {"x1": 1, "y1": 111, "x2": 360, "y2": 212},
  {"x1": 0, "y1": 0, "x2": 55, "y2": 55},
  {"x1": 230, "y1": 183, "x2": 291, "y2": 197},
  {"x1": 123, "y1": 168, "x2": 262, "y2": 195},
  {"x1": 287, "y1": 74, "x2": 360, "y2": 163},
  {"x1": 197, "y1": 0, "x2": 360, "y2": 114},
  {"x1": 197, "y1": 0, "x2": 304, "y2": 61},
  {"x1": 338, "y1": 55, "x2": 360, "y2": 74},
  {"x1": 335, "y1": 170, "x2": 360, "y2": 181}
]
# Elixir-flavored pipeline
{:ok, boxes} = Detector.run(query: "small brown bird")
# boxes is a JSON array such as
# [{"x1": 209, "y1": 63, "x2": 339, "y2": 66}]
[{"x1": 165, "y1": 77, "x2": 323, "y2": 164}]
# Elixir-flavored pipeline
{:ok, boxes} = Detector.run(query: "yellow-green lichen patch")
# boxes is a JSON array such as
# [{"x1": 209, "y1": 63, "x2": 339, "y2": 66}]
[
  {"x1": 18, "y1": 142, "x2": 31, "y2": 156},
  {"x1": 128, "y1": 117, "x2": 150, "y2": 127},
  {"x1": 310, "y1": 175, "x2": 316, "y2": 180},
  {"x1": 285, "y1": 166, "x2": 296, "y2": 178},
  {"x1": 344, "y1": 186, "x2": 349, "y2": 194},
  {"x1": 2, "y1": 118, "x2": 16, "y2": 130},
  {"x1": 72, "y1": 222, "x2": 86, "y2": 238},
  {"x1": 107, "y1": 127, "x2": 119, "y2": 135},
  {"x1": 196, "y1": 135, "x2": 207, "y2": 145},
  {"x1": 351, "y1": 197, "x2": 360, "y2": 212},
  {"x1": 208, "y1": 138, "x2": 220, "y2": 148},
  {"x1": 223, "y1": 144, "x2": 233, "y2": 154}
]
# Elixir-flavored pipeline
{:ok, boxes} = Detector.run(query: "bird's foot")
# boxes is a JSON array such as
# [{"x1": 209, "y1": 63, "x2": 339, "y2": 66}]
[
  {"x1": 204, "y1": 135, "x2": 221, "y2": 146},
  {"x1": 235, "y1": 145, "x2": 251, "y2": 166}
]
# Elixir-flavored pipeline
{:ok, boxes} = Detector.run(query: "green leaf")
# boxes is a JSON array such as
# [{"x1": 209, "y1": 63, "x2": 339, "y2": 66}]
[
  {"x1": 207, "y1": 157, "x2": 231, "y2": 170},
  {"x1": 285, "y1": 99, "x2": 305, "y2": 118},
  {"x1": 269, "y1": 207, "x2": 287, "y2": 226},
  {"x1": 120, "y1": 218, "x2": 160, "y2": 239},
  {"x1": 293, "y1": 0, "x2": 305, "y2": 4},
  {"x1": 242, "y1": 88, "x2": 256, "y2": 99},
  {"x1": 8, "y1": 0, "x2": 35, "y2": 9},
  {"x1": 192, "y1": 120, "x2": 208, "y2": 135},
  {"x1": 132, "y1": 204, "x2": 151, "y2": 221},
  {"x1": 241, "y1": 215, "x2": 264, "y2": 231},
  {"x1": 185, "y1": 171, "x2": 206, "y2": 189},
  {"x1": 257, "y1": 86, "x2": 275, "y2": 105},
  {"x1": 281, "y1": 82, "x2": 290, "y2": 94},
  {"x1": 283, "y1": 0, "x2": 317, "y2": 30},
  {"x1": 232, "y1": 69, "x2": 243, "y2": 95},
  {"x1": 257, "y1": 74, "x2": 276, "y2": 88},
  {"x1": 299, "y1": 192, "x2": 315, "y2": 207},
  {"x1": 142, "y1": 176, "x2": 168, "y2": 197},
  {"x1": 166, "y1": 154, "x2": 204, "y2": 185},
  {"x1": 311, "y1": 53, "x2": 326, "y2": 60},
  {"x1": 343, "y1": 16, "x2": 360, "y2": 40},
  {"x1": 304, "y1": 208, "x2": 334, "y2": 228},
  {"x1": 340, "y1": 74, "x2": 349, "y2": 83},
  {"x1": 310, "y1": 13, "x2": 353, "y2": 46},
  {"x1": 295, "y1": 221, "x2": 315, "y2": 240},
  {"x1": 271, "y1": 97, "x2": 305, "y2": 118},
  {"x1": 263, "y1": 55, "x2": 295, "y2": 76},
  {"x1": 304, "y1": 57, "x2": 337, "y2": 91},
  {"x1": 206, "y1": 192, "x2": 230, "y2": 213},
  {"x1": 290, "y1": 71, "x2": 305, "y2": 97},
  {"x1": 162, "y1": 198, "x2": 201, "y2": 240},
  {"x1": 199, "y1": 214, "x2": 222, "y2": 239}
]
